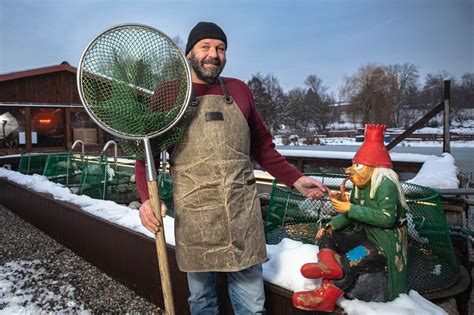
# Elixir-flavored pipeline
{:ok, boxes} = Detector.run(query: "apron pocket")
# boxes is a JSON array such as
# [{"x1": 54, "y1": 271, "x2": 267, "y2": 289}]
[{"x1": 243, "y1": 172, "x2": 259, "y2": 212}]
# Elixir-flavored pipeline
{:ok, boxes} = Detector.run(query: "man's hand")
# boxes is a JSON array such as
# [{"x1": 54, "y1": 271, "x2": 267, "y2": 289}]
[
  {"x1": 293, "y1": 176, "x2": 329, "y2": 200},
  {"x1": 139, "y1": 199, "x2": 168, "y2": 234},
  {"x1": 329, "y1": 196, "x2": 351, "y2": 213}
]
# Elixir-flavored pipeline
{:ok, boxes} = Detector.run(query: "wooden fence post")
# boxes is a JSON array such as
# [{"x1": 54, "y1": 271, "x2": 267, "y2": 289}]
[{"x1": 443, "y1": 80, "x2": 451, "y2": 153}]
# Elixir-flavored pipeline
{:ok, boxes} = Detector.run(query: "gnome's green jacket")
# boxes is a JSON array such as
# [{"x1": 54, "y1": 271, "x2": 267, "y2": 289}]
[{"x1": 330, "y1": 177, "x2": 408, "y2": 300}]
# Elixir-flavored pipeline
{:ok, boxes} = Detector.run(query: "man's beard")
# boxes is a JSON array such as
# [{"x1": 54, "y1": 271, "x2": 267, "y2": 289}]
[{"x1": 189, "y1": 52, "x2": 226, "y2": 84}]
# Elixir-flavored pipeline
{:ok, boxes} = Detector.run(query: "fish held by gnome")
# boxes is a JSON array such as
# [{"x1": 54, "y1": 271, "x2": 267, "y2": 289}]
[{"x1": 292, "y1": 124, "x2": 409, "y2": 312}]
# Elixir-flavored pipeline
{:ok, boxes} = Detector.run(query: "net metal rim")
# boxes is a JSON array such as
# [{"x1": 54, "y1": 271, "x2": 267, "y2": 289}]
[{"x1": 77, "y1": 23, "x2": 193, "y2": 141}]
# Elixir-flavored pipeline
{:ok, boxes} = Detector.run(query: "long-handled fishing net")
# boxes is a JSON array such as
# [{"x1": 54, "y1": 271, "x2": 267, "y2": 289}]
[{"x1": 77, "y1": 24, "x2": 193, "y2": 315}]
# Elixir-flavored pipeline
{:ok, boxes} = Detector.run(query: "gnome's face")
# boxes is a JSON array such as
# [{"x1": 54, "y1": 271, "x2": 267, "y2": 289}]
[{"x1": 345, "y1": 163, "x2": 375, "y2": 188}]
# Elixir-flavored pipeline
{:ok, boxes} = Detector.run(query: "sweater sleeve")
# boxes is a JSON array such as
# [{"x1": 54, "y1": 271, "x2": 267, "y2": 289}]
[{"x1": 134, "y1": 159, "x2": 160, "y2": 202}]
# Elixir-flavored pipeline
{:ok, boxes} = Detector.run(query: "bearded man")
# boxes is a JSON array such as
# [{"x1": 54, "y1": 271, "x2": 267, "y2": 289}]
[
  {"x1": 292, "y1": 124, "x2": 408, "y2": 312},
  {"x1": 135, "y1": 21, "x2": 328, "y2": 314}
]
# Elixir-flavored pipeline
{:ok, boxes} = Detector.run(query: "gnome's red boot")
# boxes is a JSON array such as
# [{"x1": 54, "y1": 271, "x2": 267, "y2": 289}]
[
  {"x1": 300, "y1": 249, "x2": 343, "y2": 279},
  {"x1": 292, "y1": 279, "x2": 344, "y2": 312}
]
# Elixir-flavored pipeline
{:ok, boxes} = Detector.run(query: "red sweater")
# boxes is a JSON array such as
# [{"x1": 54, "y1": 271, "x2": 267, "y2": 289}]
[{"x1": 135, "y1": 77, "x2": 303, "y2": 201}]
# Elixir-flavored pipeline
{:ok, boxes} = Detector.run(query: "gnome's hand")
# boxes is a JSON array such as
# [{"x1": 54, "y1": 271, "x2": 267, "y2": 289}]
[
  {"x1": 316, "y1": 224, "x2": 333, "y2": 239},
  {"x1": 330, "y1": 197, "x2": 351, "y2": 213}
]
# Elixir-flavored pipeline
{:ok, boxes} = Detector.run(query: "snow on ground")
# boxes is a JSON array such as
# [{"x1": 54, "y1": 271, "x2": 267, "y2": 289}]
[
  {"x1": 0, "y1": 162, "x2": 455, "y2": 315},
  {"x1": 339, "y1": 290, "x2": 447, "y2": 315},
  {"x1": 263, "y1": 238, "x2": 320, "y2": 292},
  {"x1": 0, "y1": 260, "x2": 86, "y2": 314}
]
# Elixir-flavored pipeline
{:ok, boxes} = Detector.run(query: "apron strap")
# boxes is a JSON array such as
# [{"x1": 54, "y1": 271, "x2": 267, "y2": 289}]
[
  {"x1": 218, "y1": 77, "x2": 234, "y2": 104},
  {"x1": 190, "y1": 88, "x2": 199, "y2": 107}
]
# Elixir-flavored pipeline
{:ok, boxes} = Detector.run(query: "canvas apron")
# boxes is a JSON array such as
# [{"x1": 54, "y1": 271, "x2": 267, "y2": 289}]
[{"x1": 170, "y1": 78, "x2": 267, "y2": 272}]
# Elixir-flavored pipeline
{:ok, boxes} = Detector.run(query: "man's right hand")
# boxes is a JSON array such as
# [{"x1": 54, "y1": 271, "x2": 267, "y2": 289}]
[{"x1": 139, "y1": 199, "x2": 168, "y2": 234}]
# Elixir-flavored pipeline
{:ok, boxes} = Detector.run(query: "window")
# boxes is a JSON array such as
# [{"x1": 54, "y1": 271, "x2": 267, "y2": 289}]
[
  {"x1": 0, "y1": 106, "x2": 24, "y2": 152},
  {"x1": 31, "y1": 107, "x2": 65, "y2": 147}
]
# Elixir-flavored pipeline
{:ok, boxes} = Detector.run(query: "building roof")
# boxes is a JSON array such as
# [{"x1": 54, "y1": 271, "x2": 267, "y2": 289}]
[{"x1": 0, "y1": 61, "x2": 76, "y2": 82}]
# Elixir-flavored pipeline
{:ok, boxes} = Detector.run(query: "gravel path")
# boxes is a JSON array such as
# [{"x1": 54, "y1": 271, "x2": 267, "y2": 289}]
[{"x1": 0, "y1": 204, "x2": 163, "y2": 314}]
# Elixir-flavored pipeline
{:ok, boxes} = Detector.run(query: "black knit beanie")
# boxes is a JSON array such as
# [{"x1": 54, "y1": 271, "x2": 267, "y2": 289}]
[{"x1": 185, "y1": 22, "x2": 227, "y2": 56}]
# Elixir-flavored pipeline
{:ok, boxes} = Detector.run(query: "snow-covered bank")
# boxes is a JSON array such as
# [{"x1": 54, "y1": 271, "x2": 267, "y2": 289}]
[
  {"x1": 0, "y1": 160, "x2": 456, "y2": 314},
  {"x1": 274, "y1": 136, "x2": 474, "y2": 148},
  {"x1": 407, "y1": 153, "x2": 459, "y2": 189}
]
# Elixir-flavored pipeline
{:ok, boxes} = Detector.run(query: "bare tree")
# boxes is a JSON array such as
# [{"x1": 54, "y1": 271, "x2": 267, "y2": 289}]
[
  {"x1": 417, "y1": 71, "x2": 458, "y2": 126},
  {"x1": 456, "y1": 72, "x2": 474, "y2": 123},
  {"x1": 385, "y1": 63, "x2": 419, "y2": 126},
  {"x1": 304, "y1": 75, "x2": 335, "y2": 132},
  {"x1": 447, "y1": 72, "x2": 474, "y2": 124},
  {"x1": 340, "y1": 64, "x2": 397, "y2": 126},
  {"x1": 419, "y1": 71, "x2": 450, "y2": 109},
  {"x1": 172, "y1": 35, "x2": 185, "y2": 53},
  {"x1": 248, "y1": 73, "x2": 287, "y2": 134},
  {"x1": 460, "y1": 72, "x2": 474, "y2": 99},
  {"x1": 285, "y1": 88, "x2": 307, "y2": 132}
]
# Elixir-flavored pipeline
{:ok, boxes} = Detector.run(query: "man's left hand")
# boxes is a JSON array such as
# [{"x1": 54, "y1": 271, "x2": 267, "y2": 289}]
[
  {"x1": 293, "y1": 176, "x2": 328, "y2": 200},
  {"x1": 329, "y1": 197, "x2": 351, "y2": 213}
]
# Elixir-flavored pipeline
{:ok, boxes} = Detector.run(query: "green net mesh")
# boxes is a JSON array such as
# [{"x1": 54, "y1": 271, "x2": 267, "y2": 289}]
[
  {"x1": 118, "y1": 104, "x2": 193, "y2": 160},
  {"x1": 264, "y1": 173, "x2": 460, "y2": 294},
  {"x1": 78, "y1": 24, "x2": 192, "y2": 156},
  {"x1": 17, "y1": 151, "x2": 143, "y2": 205},
  {"x1": 405, "y1": 187, "x2": 460, "y2": 293},
  {"x1": 78, "y1": 155, "x2": 139, "y2": 204},
  {"x1": 18, "y1": 153, "x2": 49, "y2": 175},
  {"x1": 159, "y1": 171, "x2": 175, "y2": 218},
  {"x1": 43, "y1": 152, "x2": 83, "y2": 187},
  {"x1": 78, "y1": 156, "x2": 108, "y2": 199}
]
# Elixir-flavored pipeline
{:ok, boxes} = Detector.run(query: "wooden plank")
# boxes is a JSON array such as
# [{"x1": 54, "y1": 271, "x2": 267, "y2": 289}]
[
  {"x1": 24, "y1": 107, "x2": 31, "y2": 152},
  {"x1": 65, "y1": 108, "x2": 72, "y2": 149},
  {"x1": 442, "y1": 204, "x2": 465, "y2": 212},
  {"x1": 387, "y1": 102, "x2": 444, "y2": 150},
  {"x1": 98, "y1": 128, "x2": 104, "y2": 146},
  {"x1": 443, "y1": 80, "x2": 451, "y2": 153},
  {"x1": 284, "y1": 156, "x2": 423, "y2": 174}
]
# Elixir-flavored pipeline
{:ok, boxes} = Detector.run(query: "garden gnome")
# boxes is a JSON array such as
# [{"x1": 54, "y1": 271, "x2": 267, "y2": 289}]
[{"x1": 292, "y1": 124, "x2": 408, "y2": 312}]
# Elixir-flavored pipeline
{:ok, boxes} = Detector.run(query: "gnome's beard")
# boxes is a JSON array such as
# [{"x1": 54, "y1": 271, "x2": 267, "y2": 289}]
[{"x1": 370, "y1": 168, "x2": 409, "y2": 210}]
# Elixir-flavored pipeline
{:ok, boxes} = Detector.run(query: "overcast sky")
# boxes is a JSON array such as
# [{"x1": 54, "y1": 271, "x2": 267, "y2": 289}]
[{"x1": 0, "y1": 0, "x2": 472, "y2": 98}]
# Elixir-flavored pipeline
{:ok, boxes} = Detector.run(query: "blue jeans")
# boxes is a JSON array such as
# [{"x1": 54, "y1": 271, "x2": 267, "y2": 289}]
[{"x1": 187, "y1": 264, "x2": 266, "y2": 315}]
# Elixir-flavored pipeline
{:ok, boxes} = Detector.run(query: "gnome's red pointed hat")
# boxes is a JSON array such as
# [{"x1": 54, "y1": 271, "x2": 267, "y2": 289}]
[{"x1": 353, "y1": 124, "x2": 392, "y2": 168}]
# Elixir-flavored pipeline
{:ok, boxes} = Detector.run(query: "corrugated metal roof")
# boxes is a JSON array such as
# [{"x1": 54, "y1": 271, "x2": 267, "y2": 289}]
[{"x1": 0, "y1": 61, "x2": 76, "y2": 82}]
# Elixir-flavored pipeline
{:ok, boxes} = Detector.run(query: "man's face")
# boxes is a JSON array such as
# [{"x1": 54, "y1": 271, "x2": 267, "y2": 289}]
[
  {"x1": 345, "y1": 163, "x2": 375, "y2": 188},
  {"x1": 188, "y1": 38, "x2": 226, "y2": 84}
]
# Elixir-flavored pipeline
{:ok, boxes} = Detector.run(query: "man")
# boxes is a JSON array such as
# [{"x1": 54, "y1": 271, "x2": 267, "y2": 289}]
[
  {"x1": 292, "y1": 124, "x2": 408, "y2": 312},
  {"x1": 136, "y1": 21, "x2": 327, "y2": 314}
]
